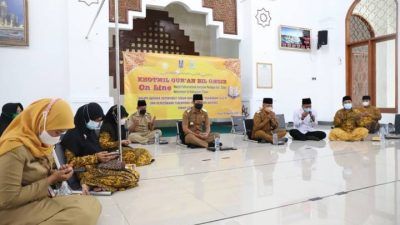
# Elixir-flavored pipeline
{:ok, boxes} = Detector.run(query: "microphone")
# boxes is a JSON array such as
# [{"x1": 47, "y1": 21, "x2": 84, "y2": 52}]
[{"x1": 309, "y1": 111, "x2": 314, "y2": 122}]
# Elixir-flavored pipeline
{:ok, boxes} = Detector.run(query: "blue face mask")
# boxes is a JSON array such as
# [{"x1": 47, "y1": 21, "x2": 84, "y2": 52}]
[
  {"x1": 86, "y1": 120, "x2": 100, "y2": 130},
  {"x1": 344, "y1": 103, "x2": 352, "y2": 110}
]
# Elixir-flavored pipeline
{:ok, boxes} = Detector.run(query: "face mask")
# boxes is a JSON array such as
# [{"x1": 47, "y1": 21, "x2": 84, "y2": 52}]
[
  {"x1": 362, "y1": 101, "x2": 370, "y2": 107},
  {"x1": 139, "y1": 109, "x2": 146, "y2": 115},
  {"x1": 303, "y1": 107, "x2": 311, "y2": 113},
  {"x1": 39, "y1": 113, "x2": 61, "y2": 146},
  {"x1": 195, "y1": 103, "x2": 203, "y2": 110},
  {"x1": 120, "y1": 118, "x2": 127, "y2": 125},
  {"x1": 86, "y1": 120, "x2": 100, "y2": 130},
  {"x1": 265, "y1": 107, "x2": 273, "y2": 112},
  {"x1": 344, "y1": 103, "x2": 352, "y2": 110},
  {"x1": 39, "y1": 130, "x2": 61, "y2": 146}
]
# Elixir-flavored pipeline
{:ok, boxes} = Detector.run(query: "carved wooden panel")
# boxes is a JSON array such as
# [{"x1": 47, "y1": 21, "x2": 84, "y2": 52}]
[
  {"x1": 109, "y1": 0, "x2": 141, "y2": 24},
  {"x1": 202, "y1": 0, "x2": 237, "y2": 35},
  {"x1": 109, "y1": 9, "x2": 199, "y2": 94},
  {"x1": 109, "y1": 0, "x2": 238, "y2": 35}
]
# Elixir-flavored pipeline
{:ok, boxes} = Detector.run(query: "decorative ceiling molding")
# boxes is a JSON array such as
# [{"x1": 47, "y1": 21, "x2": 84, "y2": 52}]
[
  {"x1": 78, "y1": 0, "x2": 99, "y2": 6},
  {"x1": 255, "y1": 8, "x2": 271, "y2": 27}
]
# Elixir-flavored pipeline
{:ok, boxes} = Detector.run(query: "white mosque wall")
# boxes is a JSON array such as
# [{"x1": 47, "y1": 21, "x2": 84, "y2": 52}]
[{"x1": 0, "y1": 0, "x2": 113, "y2": 113}]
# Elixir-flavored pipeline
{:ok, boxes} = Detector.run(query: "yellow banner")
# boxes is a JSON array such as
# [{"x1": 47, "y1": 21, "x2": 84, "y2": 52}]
[{"x1": 123, "y1": 52, "x2": 241, "y2": 120}]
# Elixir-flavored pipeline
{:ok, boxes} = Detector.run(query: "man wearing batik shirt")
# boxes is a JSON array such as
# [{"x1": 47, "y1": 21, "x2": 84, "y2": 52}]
[
  {"x1": 329, "y1": 96, "x2": 369, "y2": 141},
  {"x1": 358, "y1": 95, "x2": 382, "y2": 133}
]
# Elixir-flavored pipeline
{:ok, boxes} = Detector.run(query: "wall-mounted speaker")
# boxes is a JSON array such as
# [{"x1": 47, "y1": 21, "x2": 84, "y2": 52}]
[{"x1": 318, "y1": 30, "x2": 328, "y2": 49}]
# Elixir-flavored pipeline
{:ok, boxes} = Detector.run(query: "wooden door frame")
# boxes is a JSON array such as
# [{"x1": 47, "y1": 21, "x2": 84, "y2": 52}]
[{"x1": 345, "y1": 0, "x2": 398, "y2": 113}]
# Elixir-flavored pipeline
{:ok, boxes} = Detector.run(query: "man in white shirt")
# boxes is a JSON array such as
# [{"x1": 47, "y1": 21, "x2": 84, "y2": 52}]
[{"x1": 289, "y1": 98, "x2": 326, "y2": 141}]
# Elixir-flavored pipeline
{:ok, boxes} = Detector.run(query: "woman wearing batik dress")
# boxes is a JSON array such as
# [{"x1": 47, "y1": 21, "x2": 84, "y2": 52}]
[
  {"x1": 61, "y1": 103, "x2": 139, "y2": 193},
  {"x1": 99, "y1": 105, "x2": 154, "y2": 166}
]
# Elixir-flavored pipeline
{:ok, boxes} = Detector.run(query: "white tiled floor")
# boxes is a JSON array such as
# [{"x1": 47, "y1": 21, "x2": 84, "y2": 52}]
[{"x1": 97, "y1": 128, "x2": 400, "y2": 225}]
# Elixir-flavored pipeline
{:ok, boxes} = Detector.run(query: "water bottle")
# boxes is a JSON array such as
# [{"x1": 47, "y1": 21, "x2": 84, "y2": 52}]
[
  {"x1": 214, "y1": 135, "x2": 220, "y2": 151},
  {"x1": 176, "y1": 133, "x2": 181, "y2": 144},
  {"x1": 272, "y1": 132, "x2": 278, "y2": 145},
  {"x1": 155, "y1": 132, "x2": 160, "y2": 144},
  {"x1": 379, "y1": 126, "x2": 386, "y2": 141}
]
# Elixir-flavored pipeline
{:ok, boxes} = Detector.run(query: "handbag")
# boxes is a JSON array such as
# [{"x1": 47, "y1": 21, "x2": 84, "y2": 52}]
[{"x1": 97, "y1": 159, "x2": 126, "y2": 171}]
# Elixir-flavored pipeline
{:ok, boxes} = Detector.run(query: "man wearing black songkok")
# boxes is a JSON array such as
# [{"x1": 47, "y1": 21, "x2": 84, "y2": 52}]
[
  {"x1": 329, "y1": 96, "x2": 368, "y2": 141},
  {"x1": 182, "y1": 94, "x2": 220, "y2": 148},
  {"x1": 358, "y1": 95, "x2": 381, "y2": 133},
  {"x1": 252, "y1": 98, "x2": 287, "y2": 143},
  {"x1": 289, "y1": 98, "x2": 326, "y2": 141},
  {"x1": 127, "y1": 99, "x2": 162, "y2": 144}
]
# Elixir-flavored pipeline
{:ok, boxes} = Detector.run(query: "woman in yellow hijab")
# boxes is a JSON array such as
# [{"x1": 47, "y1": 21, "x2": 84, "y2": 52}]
[{"x1": 0, "y1": 99, "x2": 101, "y2": 225}]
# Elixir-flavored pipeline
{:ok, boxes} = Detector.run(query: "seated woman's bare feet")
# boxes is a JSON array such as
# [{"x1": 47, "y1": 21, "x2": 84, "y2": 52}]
[{"x1": 93, "y1": 187, "x2": 107, "y2": 192}]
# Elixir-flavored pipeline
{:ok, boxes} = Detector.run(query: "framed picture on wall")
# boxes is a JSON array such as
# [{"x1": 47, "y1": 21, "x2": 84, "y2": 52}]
[
  {"x1": 256, "y1": 62, "x2": 273, "y2": 89},
  {"x1": 0, "y1": 0, "x2": 29, "y2": 46},
  {"x1": 279, "y1": 25, "x2": 311, "y2": 51}
]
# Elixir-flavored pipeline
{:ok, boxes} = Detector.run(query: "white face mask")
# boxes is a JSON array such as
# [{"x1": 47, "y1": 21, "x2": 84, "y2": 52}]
[
  {"x1": 39, "y1": 130, "x2": 61, "y2": 146},
  {"x1": 39, "y1": 113, "x2": 61, "y2": 146},
  {"x1": 343, "y1": 103, "x2": 352, "y2": 110},
  {"x1": 120, "y1": 118, "x2": 127, "y2": 125},
  {"x1": 362, "y1": 101, "x2": 370, "y2": 107},
  {"x1": 265, "y1": 106, "x2": 273, "y2": 112},
  {"x1": 86, "y1": 120, "x2": 100, "y2": 130},
  {"x1": 303, "y1": 107, "x2": 312, "y2": 113}
]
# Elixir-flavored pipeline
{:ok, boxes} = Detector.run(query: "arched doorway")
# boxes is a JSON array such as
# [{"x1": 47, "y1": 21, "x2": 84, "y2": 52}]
[{"x1": 346, "y1": 0, "x2": 398, "y2": 113}]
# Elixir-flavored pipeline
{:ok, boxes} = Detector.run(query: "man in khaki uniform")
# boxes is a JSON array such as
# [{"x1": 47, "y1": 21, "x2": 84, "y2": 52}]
[
  {"x1": 182, "y1": 94, "x2": 220, "y2": 148},
  {"x1": 127, "y1": 100, "x2": 162, "y2": 144},
  {"x1": 329, "y1": 96, "x2": 369, "y2": 141},
  {"x1": 358, "y1": 95, "x2": 382, "y2": 133},
  {"x1": 252, "y1": 98, "x2": 287, "y2": 143}
]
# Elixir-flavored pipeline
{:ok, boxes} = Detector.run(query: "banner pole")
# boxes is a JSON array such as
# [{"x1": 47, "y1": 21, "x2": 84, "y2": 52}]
[
  {"x1": 85, "y1": 0, "x2": 106, "y2": 39},
  {"x1": 114, "y1": 0, "x2": 123, "y2": 161}
]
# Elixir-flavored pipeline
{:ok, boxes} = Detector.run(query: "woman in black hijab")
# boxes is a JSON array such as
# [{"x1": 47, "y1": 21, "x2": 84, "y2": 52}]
[
  {"x1": 61, "y1": 103, "x2": 139, "y2": 194},
  {"x1": 99, "y1": 105, "x2": 153, "y2": 166},
  {"x1": 0, "y1": 103, "x2": 23, "y2": 136}
]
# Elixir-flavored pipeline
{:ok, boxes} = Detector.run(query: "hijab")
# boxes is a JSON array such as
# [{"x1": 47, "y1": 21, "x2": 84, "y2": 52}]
[
  {"x1": 0, "y1": 99, "x2": 74, "y2": 158},
  {"x1": 61, "y1": 103, "x2": 105, "y2": 157},
  {"x1": 0, "y1": 103, "x2": 23, "y2": 137},
  {"x1": 100, "y1": 105, "x2": 129, "y2": 142}
]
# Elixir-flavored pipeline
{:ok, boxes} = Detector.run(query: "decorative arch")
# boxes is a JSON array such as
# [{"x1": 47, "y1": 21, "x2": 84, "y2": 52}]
[{"x1": 349, "y1": 14, "x2": 375, "y2": 41}]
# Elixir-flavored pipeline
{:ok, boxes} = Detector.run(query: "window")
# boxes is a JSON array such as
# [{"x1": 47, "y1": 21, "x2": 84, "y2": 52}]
[{"x1": 346, "y1": 0, "x2": 398, "y2": 112}]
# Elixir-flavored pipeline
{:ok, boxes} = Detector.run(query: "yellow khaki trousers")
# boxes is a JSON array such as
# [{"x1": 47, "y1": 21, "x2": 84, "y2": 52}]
[
  {"x1": 329, "y1": 127, "x2": 369, "y2": 141},
  {"x1": 128, "y1": 129, "x2": 162, "y2": 144}
]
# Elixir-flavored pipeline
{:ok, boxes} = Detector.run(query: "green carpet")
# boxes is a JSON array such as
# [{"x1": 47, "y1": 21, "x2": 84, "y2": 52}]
[{"x1": 159, "y1": 124, "x2": 232, "y2": 137}]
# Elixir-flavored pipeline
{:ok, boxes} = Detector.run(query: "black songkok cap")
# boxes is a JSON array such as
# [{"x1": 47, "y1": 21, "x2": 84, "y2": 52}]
[
  {"x1": 137, "y1": 100, "x2": 147, "y2": 107},
  {"x1": 362, "y1": 95, "x2": 371, "y2": 101},
  {"x1": 193, "y1": 94, "x2": 203, "y2": 101},
  {"x1": 302, "y1": 98, "x2": 311, "y2": 105},
  {"x1": 342, "y1": 96, "x2": 352, "y2": 102},
  {"x1": 263, "y1": 98, "x2": 273, "y2": 104}
]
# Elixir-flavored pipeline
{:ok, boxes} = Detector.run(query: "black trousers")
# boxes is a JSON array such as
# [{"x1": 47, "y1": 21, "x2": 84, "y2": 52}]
[{"x1": 289, "y1": 129, "x2": 326, "y2": 141}]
